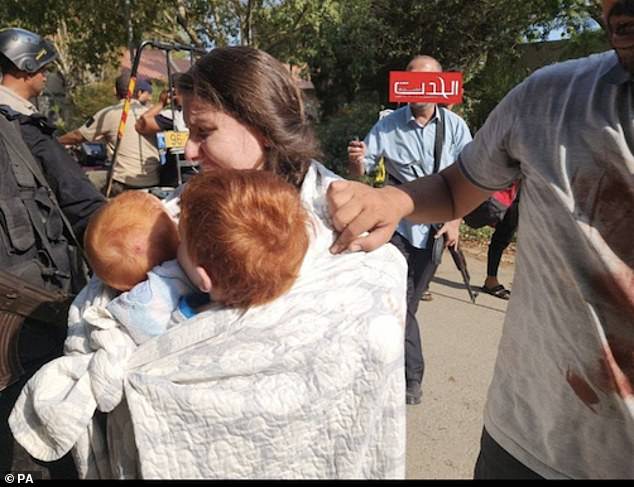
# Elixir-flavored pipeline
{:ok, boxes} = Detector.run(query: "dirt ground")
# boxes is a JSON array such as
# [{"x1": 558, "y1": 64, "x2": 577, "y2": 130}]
[{"x1": 405, "y1": 246, "x2": 514, "y2": 479}]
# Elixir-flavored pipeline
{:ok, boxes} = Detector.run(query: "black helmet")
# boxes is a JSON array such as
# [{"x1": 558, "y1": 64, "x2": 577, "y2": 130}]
[{"x1": 0, "y1": 27, "x2": 57, "y2": 73}]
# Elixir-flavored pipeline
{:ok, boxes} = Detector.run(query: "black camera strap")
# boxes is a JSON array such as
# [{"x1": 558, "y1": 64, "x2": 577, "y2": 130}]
[
  {"x1": 387, "y1": 106, "x2": 445, "y2": 185},
  {"x1": 432, "y1": 106, "x2": 445, "y2": 175}
]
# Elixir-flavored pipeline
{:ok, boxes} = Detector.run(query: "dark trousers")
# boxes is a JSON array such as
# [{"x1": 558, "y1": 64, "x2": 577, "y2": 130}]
[
  {"x1": 1, "y1": 321, "x2": 78, "y2": 478},
  {"x1": 474, "y1": 428, "x2": 544, "y2": 480},
  {"x1": 390, "y1": 232, "x2": 438, "y2": 386},
  {"x1": 486, "y1": 197, "x2": 519, "y2": 278}
]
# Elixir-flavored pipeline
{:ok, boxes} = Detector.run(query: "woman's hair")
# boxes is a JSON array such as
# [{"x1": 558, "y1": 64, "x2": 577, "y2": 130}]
[
  {"x1": 177, "y1": 47, "x2": 322, "y2": 188},
  {"x1": 179, "y1": 169, "x2": 310, "y2": 309},
  {"x1": 84, "y1": 191, "x2": 180, "y2": 291}
]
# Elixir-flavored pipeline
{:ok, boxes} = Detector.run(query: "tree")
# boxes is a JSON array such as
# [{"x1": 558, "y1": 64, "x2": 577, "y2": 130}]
[
  {"x1": 0, "y1": 0, "x2": 175, "y2": 97},
  {"x1": 0, "y1": 0, "x2": 605, "y2": 127},
  {"x1": 304, "y1": 0, "x2": 605, "y2": 117}
]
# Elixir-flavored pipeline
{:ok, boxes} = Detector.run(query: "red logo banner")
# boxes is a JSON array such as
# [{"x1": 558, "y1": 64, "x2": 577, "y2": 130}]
[{"x1": 389, "y1": 71, "x2": 463, "y2": 104}]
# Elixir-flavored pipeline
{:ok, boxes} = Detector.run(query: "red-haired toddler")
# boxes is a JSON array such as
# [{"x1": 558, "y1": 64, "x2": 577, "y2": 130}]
[{"x1": 84, "y1": 169, "x2": 309, "y2": 343}]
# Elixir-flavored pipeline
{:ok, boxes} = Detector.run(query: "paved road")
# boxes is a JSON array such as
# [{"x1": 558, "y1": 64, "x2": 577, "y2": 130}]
[{"x1": 406, "y1": 248, "x2": 515, "y2": 479}]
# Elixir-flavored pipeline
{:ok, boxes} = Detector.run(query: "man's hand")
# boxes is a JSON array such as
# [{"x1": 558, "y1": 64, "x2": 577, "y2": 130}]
[
  {"x1": 136, "y1": 93, "x2": 168, "y2": 135},
  {"x1": 57, "y1": 129, "x2": 86, "y2": 147},
  {"x1": 434, "y1": 219, "x2": 461, "y2": 248},
  {"x1": 327, "y1": 179, "x2": 413, "y2": 254},
  {"x1": 347, "y1": 140, "x2": 366, "y2": 178},
  {"x1": 158, "y1": 89, "x2": 170, "y2": 106}
]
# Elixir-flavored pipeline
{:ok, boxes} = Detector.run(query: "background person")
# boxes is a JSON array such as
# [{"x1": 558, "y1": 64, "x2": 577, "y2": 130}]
[
  {"x1": 0, "y1": 27, "x2": 53, "y2": 116},
  {"x1": 482, "y1": 189, "x2": 519, "y2": 300},
  {"x1": 136, "y1": 73, "x2": 187, "y2": 134},
  {"x1": 327, "y1": 0, "x2": 634, "y2": 478},
  {"x1": 0, "y1": 27, "x2": 104, "y2": 240},
  {"x1": 347, "y1": 55, "x2": 472, "y2": 405},
  {"x1": 135, "y1": 77, "x2": 153, "y2": 106},
  {"x1": 136, "y1": 74, "x2": 191, "y2": 186},
  {"x1": 0, "y1": 27, "x2": 104, "y2": 479},
  {"x1": 58, "y1": 72, "x2": 161, "y2": 196}
]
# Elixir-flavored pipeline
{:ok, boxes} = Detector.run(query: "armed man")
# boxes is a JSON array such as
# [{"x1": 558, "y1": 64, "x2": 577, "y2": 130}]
[{"x1": 0, "y1": 27, "x2": 104, "y2": 478}]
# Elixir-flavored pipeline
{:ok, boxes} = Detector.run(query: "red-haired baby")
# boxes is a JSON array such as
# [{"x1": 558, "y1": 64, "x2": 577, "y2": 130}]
[{"x1": 84, "y1": 169, "x2": 310, "y2": 343}]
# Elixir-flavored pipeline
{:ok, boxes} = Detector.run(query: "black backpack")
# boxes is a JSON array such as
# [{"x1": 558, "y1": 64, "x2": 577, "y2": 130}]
[{"x1": 463, "y1": 183, "x2": 519, "y2": 229}]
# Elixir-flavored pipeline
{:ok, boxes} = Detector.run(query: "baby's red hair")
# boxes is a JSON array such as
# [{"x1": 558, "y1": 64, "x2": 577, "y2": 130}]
[
  {"x1": 179, "y1": 169, "x2": 310, "y2": 309},
  {"x1": 84, "y1": 191, "x2": 180, "y2": 291}
]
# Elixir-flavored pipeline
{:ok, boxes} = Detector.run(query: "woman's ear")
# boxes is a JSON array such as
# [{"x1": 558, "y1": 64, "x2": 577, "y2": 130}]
[{"x1": 195, "y1": 266, "x2": 212, "y2": 293}]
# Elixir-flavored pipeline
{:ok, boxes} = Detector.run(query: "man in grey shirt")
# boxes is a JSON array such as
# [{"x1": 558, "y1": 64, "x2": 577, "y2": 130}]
[{"x1": 327, "y1": 0, "x2": 633, "y2": 479}]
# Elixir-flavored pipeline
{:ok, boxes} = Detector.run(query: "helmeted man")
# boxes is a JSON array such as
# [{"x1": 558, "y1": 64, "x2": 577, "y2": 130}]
[
  {"x1": 0, "y1": 27, "x2": 56, "y2": 115},
  {"x1": 0, "y1": 27, "x2": 104, "y2": 478}
]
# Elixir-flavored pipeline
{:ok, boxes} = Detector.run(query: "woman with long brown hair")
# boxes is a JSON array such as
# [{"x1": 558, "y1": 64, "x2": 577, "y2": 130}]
[
  {"x1": 177, "y1": 46, "x2": 320, "y2": 189},
  {"x1": 9, "y1": 46, "x2": 408, "y2": 480}
]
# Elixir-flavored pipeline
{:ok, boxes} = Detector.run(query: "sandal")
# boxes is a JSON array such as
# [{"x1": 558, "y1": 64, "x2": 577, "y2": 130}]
[{"x1": 481, "y1": 284, "x2": 511, "y2": 300}]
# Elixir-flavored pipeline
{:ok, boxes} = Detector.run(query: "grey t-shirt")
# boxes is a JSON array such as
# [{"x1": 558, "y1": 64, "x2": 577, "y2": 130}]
[{"x1": 459, "y1": 50, "x2": 634, "y2": 479}]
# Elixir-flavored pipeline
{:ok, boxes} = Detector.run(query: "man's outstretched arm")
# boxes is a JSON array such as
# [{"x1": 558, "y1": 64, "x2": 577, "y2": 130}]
[
  {"x1": 57, "y1": 129, "x2": 86, "y2": 146},
  {"x1": 327, "y1": 163, "x2": 490, "y2": 253}
]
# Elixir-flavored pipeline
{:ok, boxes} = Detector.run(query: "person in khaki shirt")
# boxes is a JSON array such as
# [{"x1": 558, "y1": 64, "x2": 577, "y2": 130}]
[{"x1": 59, "y1": 72, "x2": 160, "y2": 195}]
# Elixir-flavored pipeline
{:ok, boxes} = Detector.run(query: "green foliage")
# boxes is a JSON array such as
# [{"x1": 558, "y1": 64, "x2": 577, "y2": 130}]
[
  {"x1": 255, "y1": 0, "x2": 339, "y2": 62},
  {"x1": 303, "y1": 0, "x2": 382, "y2": 116},
  {"x1": 560, "y1": 27, "x2": 610, "y2": 59},
  {"x1": 304, "y1": 0, "x2": 605, "y2": 117},
  {"x1": 175, "y1": 0, "x2": 339, "y2": 62},
  {"x1": 459, "y1": 223, "x2": 496, "y2": 243},
  {"x1": 63, "y1": 79, "x2": 118, "y2": 132},
  {"x1": 464, "y1": 27, "x2": 609, "y2": 131},
  {"x1": 315, "y1": 98, "x2": 383, "y2": 179},
  {"x1": 463, "y1": 52, "x2": 532, "y2": 132},
  {"x1": 0, "y1": 0, "x2": 174, "y2": 92},
  {"x1": 1, "y1": 0, "x2": 607, "y2": 140}
]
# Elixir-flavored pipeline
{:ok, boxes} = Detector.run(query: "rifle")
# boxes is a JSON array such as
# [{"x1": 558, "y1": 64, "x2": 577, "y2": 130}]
[
  {"x1": 0, "y1": 269, "x2": 73, "y2": 391},
  {"x1": 448, "y1": 245, "x2": 478, "y2": 304}
]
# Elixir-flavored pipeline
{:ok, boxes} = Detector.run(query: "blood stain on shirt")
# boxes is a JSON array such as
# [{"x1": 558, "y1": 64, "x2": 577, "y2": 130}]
[
  {"x1": 597, "y1": 335, "x2": 634, "y2": 399},
  {"x1": 565, "y1": 369, "x2": 600, "y2": 413}
]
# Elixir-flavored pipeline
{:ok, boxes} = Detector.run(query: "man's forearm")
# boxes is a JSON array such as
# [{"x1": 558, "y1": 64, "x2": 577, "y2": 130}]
[
  {"x1": 326, "y1": 160, "x2": 492, "y2": 254},
  {"x1": 347, "y1": 159, "x2": 365, "y2": 178},
  {"x1": 136, "y1": 102, "x2": 165, "y2": 135},
  {"x1": 57, "y1": 130, "x2": 86, "y2": 146},
  {"x1": 401, "y1": 164, "x2": 491, "y2": 224}
]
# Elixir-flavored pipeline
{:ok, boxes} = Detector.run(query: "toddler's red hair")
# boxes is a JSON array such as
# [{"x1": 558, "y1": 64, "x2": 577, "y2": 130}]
[
  {"x1": 179, "y1": 169, "x2": 310, "y2": 309},
  {"x1": 84, "y1": 191, "x2": 180, "y2": 291}
]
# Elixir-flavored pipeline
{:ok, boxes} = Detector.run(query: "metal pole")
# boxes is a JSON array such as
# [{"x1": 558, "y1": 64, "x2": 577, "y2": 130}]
[
  {"x1": 104, "y1": 40, "x2": 205, "y2": 197},
  {"x1": 165, "y1": 50, "x2": 175, "y2": 124},
  {"x1": 104, "y1": 40, "x2": 152, "y2": 198},
  {"x1": 125, "y1": 0, "x2": 135, "y2": 62},
  {"x1": 164, "y1": 49, "x2": 182, "y2": 185}
]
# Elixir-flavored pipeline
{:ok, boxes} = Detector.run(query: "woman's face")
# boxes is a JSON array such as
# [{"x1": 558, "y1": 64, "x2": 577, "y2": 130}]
[{"x1": 183, "y1": 94, "x2": 266, "y2": 172}]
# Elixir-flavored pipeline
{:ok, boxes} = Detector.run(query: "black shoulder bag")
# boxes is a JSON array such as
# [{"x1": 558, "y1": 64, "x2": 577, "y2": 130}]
[
  {"x1": 385, "y1": 107, "x2": 447, "y2": 263},
  {"x1": 429, "y1": 108, "x2": 446, "y2": 266}
]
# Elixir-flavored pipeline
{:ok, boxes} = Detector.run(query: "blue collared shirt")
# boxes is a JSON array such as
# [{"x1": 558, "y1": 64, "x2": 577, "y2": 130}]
[{"x1": 363, "y1": 105, "x2": 472, "y2": 249}]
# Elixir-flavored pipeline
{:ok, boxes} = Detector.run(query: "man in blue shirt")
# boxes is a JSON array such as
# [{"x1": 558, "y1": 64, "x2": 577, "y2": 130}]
[{"x1": 348, "y1": 55, "x2": 472, "y2": 405}]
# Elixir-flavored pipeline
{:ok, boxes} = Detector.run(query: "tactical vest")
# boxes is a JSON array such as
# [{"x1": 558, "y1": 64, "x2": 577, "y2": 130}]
[{"x1": 0, "y1": 110, "x2": 76, "y2": 294}]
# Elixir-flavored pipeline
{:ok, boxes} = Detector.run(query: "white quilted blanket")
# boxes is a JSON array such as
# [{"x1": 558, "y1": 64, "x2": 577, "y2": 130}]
[{"x1": 9, "y1": 163, "x2": 407, "y2": 479}]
